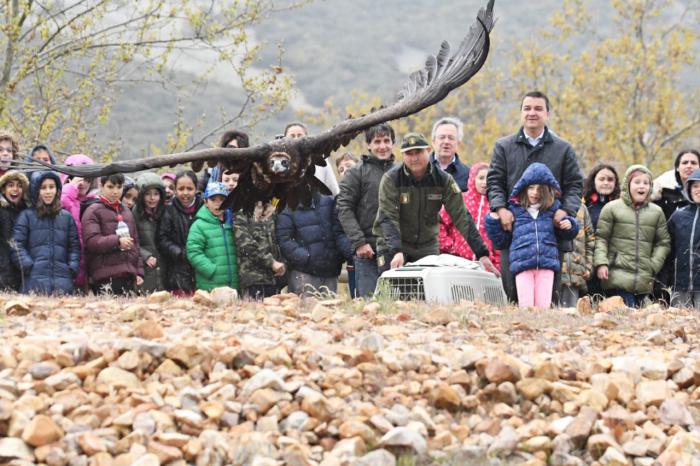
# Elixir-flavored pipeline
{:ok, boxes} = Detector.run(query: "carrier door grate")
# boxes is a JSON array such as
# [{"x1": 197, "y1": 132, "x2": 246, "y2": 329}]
[{"x1": 383, "y1": 277, "x2": 425, "y2": 301}]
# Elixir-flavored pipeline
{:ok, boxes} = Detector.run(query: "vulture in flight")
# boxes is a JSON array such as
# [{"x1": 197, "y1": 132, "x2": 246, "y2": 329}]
[{"x1": 17, "y1": 0, "x2": 495, "y2": 213}]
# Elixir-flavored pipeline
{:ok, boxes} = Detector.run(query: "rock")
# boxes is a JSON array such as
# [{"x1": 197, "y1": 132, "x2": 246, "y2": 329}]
[
  {"x1": 484, "y1": 359, "x2": 521, "y2": 384},
  {"x1": 280, "y1": 411, "x2": 310, "y2": 433},
  {"x1": 4, "y1": 300, "x2": 31, "y2": 316},
  {"x1": 118, "y1": 304, "x2": 149, "y2": 322},
  {"x1": 659, "y1": 399, "x2": 694, "y2": 426},
  {"x1": 599, "y1": 446, "x2": 629, "y2": 466},
  {"x1": 587, "y1": 434, "x2": 621, "y2": 460},
  {"x1": 379, "y1": 426, "x2": 427, "y2": 456},
  {"x1": 21, "y1": 415, "x2": 64, "y2": 447},
  {"x1": 622, "y1": 437, "x2": 649, "y2": 457},
  {"x1": 519, "y1": 436, "x2": 552, "y2": 453},
  {"x1": 598, "y1": 296, "x2": 626, "y2": 312},
  {"x1": 420, "y1": 307, "x2": 451, "y2": 325},
  {"x1": 300, "y1": 390, "x2": 332, "y2": 422},
  {"x1": 193, "y1": 289, "x2": 215, "y2": 306},
  {"x1": 77, "y1": 432, "x2": 107, "y2": 456},
  {"x1": 240, "y1": 369, "x2": 287, "y2": 396},
  {"x1": 487, "y1": 425, "x2": 518, "y2": 458},
  {"x1": 354, "y1": 449, "x2": 396, "y2": 466},
  {"x1": 565, "y1": 407, "x2": 598, "y2": 448},
  {"x1": 534, "y1": 360, "x2": 560, "y2": 381},
  {"x1": 29, "y1": 361, "x2": 61, "y2": 380},
  {"x1": 229, "y1": 432, "x2": 277, "y2": 465},
  {"x1": 147, "y1": 290, "x2": 171, "y2": 303},
  {"x1": 656, "y1": 431, "x2": 700, "y2": 466},
  {"x1": 576, "y1": 295, "x2": 593, "y2": 314},
  {"x1": 44, "y1": 371, "x2": 81, "y2": 390},
  {"x1": 248, "y1": 389, "x2": 285, "y2": 415},
  {"x1": 635, "y1": 380, "x2": 668, "y2": 407},
  {"x1": 429, "y1": 384, "x2": 461, "y2": 411},
  {"x1": 116, "y1": 350, "x2": 140, "y2": 370},
  {"x1": 210, "y1": 286, "x2": 238, "y2": 305},
  {"x1": 338, "y1": 420, "x2": 376, "y2": 444},
  {"x1": 130, "y1": 453, "x2": 161, "y2": 466},
  {"x1": 96, "y1": 367, "x2": 142, "y2": 390},
  {"x1": 148, "y1": 441, "x2": 183, "y2": 463},
  {"x1": 594, "y1": 312, "x2": 618, "y2": 328},
  {"x1": 517, "y1": 378, "x2": 551, "y2": 400},
  {"x1": 131, "y1": 319, "x2": 164, "y2": 339},
  {"x1": 0, "y1": 437, "x2": 34, "y2": 461},
  {"x1": 331, "y1": 437, "x2": 366, "y2": 460}
]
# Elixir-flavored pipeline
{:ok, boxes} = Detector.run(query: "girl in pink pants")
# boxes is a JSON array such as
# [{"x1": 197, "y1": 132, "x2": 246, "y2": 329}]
[{"x1": 485, "y1": 163, "x2": 579, "y2": 309}]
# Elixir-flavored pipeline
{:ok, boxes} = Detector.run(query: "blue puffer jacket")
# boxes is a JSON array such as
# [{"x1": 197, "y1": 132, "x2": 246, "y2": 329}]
[
  {"x1": 11, "y1": 171, "x2": 80, "y2": 294},
  {"x1": 668, "y1": 169, "x2": 700, "y2": 292},
  {"x1": 276, "y1": 193, "x2": 352, "y2": 278},
  {"x1": 485, "y1": 163, "x2": 579, "y2": 276}
]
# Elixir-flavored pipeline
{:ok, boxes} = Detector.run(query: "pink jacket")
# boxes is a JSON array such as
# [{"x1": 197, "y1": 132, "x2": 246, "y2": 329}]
[{"x1": 439, "y1": 162, "x2": 501, "y2": 270}]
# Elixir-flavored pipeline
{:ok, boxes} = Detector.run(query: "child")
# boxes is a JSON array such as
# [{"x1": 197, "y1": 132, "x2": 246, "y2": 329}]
[
  {"x1": 234, "y1": 201, "x2": 286, "y2": 299},
  {"x1": 121, "y1": 177, "x2": 139, "y2": 210},
  {"x1": 0, "y1": 132, "x2": 19, "y2": 178},
  {"x1": 0, "y1": 171, "x2": 30, "y2": 291},
  {"x1": 82, "y1": 173, "x2": 144, "y2": 295},
  {"x1": 336, "y1": 152, "x2": 359, "y2": 178},
  {"x1": 60, "y1": 154, "x2": 98, "y2": 290},
  {"x1": 221, "y1": 170, "x2": 239, "y2": 193},
  {"x1": 559, "y1": 204, "x2": 595, "y2": 307},
  {"x1": 133, "y1": 173, "x2": 166, "y2": 293},
  {"x1": 156, "y1": 170, "x2": 203, "y2": 295},
  {"x1": 439, "y1": 162, "x2": 501, "y2": 271},
  {"x1": 485, "y1": 163, "x2": 579, "y2": 309},
  {"x1": 666, "y1": 168, "x2": 700, "y2": 309},
  {"x1": 160, "y1": 173, "x2": 176, "y2": 205},
  {"x1": 276, "y1": 191, "x2": 352, "y2": 297},
  {"x1": 12, "y1": 171, "x2": 80, "y2": 295},
  {"x1": 594, "y1": 165, "x2": 670, "y2": 307},
  {"x1": 187, "y1": 182, "x2": 239, "y2": 291},
  {"x1": 584, "y1": 164, "x2": 620, "y2": 230}
]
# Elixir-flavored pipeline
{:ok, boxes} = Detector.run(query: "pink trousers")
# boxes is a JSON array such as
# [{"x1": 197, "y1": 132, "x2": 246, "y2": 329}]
[{"x1": 515, "y1": 269, "x2": 554, "y2": 309}]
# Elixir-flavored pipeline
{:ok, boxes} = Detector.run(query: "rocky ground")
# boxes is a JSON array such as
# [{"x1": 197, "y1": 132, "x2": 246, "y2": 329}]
[{"x1": 0, "y1": 289, "x2": 698, "y2": 466}]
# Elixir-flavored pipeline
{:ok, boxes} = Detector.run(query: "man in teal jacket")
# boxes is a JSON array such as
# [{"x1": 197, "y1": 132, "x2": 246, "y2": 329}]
[{"x1": 186, "y1": 182, "x2": 239, "y2": 291}]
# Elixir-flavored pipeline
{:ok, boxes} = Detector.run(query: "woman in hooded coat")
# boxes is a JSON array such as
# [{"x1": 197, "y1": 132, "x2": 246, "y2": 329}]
[
  {"x1": 133, "y1": 172, "x2": 167, "y2": 293},
  {"x1": 0, "y1": 171, "x2": 30, "y2": 291}
]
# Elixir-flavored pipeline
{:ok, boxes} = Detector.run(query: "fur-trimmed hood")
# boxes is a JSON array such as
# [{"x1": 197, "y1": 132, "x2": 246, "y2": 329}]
[{"x1": 0, "y1": 170, "x2": 30, "y2": 208}]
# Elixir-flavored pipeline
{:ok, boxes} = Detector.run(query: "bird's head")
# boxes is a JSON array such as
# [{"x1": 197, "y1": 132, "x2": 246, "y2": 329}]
[{"x1": 268, "y1": 152, "x2": 292, "y2": 174}]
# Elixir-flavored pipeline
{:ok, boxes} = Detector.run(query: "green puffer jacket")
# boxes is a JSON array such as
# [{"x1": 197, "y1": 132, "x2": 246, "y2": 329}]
[
  {"x1": 186, "y1": 206, "x2": 239, "y2": 291},
  {"x1": 593, "y1": 165, "x2": 670, "y2": 294},
  {"x1": 561, "y1": 204, "x2": 595, "y2": 291}
]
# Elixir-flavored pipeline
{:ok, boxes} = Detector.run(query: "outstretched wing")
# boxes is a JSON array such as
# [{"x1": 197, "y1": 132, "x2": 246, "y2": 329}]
[
  {"x1": 294, "y1": 0, "x2": 495, "y2": 165},
  {"x1": 18, "y1": 0, "x2": 495, "y2": 180}
]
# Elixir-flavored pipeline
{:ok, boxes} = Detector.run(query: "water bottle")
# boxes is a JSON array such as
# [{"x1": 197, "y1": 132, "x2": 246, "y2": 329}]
[{"x1": 116, "y1": 216, "x2": 130, "y2": 238}]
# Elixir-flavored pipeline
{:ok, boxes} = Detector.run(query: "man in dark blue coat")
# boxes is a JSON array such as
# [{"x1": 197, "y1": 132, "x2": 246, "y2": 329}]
[{"x1": 429, "y1": 117, "x2": 470, "y2": 192}]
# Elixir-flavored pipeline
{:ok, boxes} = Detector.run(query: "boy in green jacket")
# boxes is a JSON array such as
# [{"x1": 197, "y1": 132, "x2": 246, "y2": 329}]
[{"x1": 186, "y1": 182, "x2": 239, "y2": 292}]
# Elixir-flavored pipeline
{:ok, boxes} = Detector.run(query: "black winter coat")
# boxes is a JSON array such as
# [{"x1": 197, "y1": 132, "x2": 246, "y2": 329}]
[
  {"x1": 487, "y1": 127, "x2": 583, "y2": 217},
  {"x1": 276, "y1": 193, "x2": 352, "y2": 278},
  {"x1": 156, "y1": 196, "x2": 203, "y2": 291},
  {"x1": 12, "y1": 208, "x2": 80, "y2": 295},
  {"x1": 0, "y1": 196, "x2": 27, "y2": 290}
]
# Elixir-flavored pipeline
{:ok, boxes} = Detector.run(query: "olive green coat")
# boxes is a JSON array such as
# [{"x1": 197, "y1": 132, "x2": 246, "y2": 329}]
[
  {"x1": 593, "y1": 165, "x2": 670, "y2": 294},
  {"x1": 561, "y1": 204, "x2": 595, "y2": 291}
]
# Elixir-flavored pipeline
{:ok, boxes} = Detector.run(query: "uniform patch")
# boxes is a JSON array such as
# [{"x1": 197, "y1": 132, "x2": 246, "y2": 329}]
[
  {"x1": 451, "y1": 181, "x2": 460, "y2": 193},
  {"x1": 400, "y1": 192, "x2": 410, "y2": 204},
  {"x1": 378, "y1": 256, "x2": 385, "y2": 267},
  {"x1": 428, "y1": 193, "x2": 442, "y2": 201}
]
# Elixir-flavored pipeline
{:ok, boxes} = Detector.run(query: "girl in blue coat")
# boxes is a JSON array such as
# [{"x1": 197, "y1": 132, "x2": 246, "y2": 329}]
[
  {"x1": 12, "y1": 171, "x2": 80, "y2": 295},
  {"x1": 668, "y1": 168, "x2": 700, "y2": 309},
  {"x1": 486, "y1": 163, "x2": 579, "y2": 309}
]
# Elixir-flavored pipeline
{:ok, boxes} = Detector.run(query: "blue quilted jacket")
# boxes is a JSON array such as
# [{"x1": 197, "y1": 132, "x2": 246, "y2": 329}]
[{"x1": 485, "y1": 163, "x2": 579, "y2": 276}]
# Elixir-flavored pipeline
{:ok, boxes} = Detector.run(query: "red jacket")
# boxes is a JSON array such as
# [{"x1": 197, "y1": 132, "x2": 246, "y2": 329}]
[
  {"x1": 439, "y1": 162, "x2": 501, "y2": 270},
  {"x1": 82, "y1": 198, "x2": 144, "y2": 283}
]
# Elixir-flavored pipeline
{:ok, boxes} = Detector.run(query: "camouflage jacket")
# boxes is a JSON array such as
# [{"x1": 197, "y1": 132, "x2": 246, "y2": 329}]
[
  {"x1": 560, "y1": 204, "x2": 595, "y2": 291},
  {"x1": 234, "y1": 210, "x2": 284, "y2": 290}
]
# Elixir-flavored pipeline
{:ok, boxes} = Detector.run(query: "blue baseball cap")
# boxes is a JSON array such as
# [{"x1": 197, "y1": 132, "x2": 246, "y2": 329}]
[{"x1": 204, "y1": 182, "x2": 229, "y2": 199}]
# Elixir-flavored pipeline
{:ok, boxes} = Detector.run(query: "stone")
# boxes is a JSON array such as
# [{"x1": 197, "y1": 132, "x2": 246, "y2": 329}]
[
  {"x1": 656, "y1": 431, "x2": 700, "y2": 466},
  {"x1": 96, "y1": 367, "x2": 142, "y2": 390},
  {"x1": 487, "y1": 425, "x2": 518, "y2": 458},
  {"x1": 594, "y1": 312, "x2": 618, "y2": 329},
  {"x1": 280, "y1": 411, "x2": 310, "y2": 432},
  {"x1": 576, "y1": 295, "x2": 593, "y2": 314},
  {"x1": 517, "y1": 378, "x2": 551, "y2": 400},
  {"x1": 659, "y1": 399, "x2": 694, "y2": 426},
  {"x1": 519, "y1": 436, "x2": 552, "y2": 453},
  {"x1": 157, "y1": 432, "x2": 190, "y2": 448},
  {"x1": 130, "y1": 454, "x2": 161, "y2": 466},
  {"x1": 193, "y1": 289, "x2": 215, "y2": 306},
  {"x1": 565, "y1": 407, "x2": 598, "y2": 448},
  {"x1": 484, "y1": 359, "x2": 521, "y2": 384},
  {"x1": 44, "y1": 371, "x2": 81, "y2": 390},
  {"x1": 420, "y1": 307, "x2": 451, "y2": 325},
  {"x1": 131, "y1": 320, "x2": 164, "y2": 339},
  {"x1": 635, "y1": 380, "x2": 668, "y2": 407},
  {"x1": 429, "y1": 384, "x2": 461, "y2": 411},
  {"x1": 248, "y1": 389, "x2": 285, "y2": 415},
  {"x1": 300, "y1": 390, "x2": 332, "y2": 422},
  {"x1": 29, "y1": 361, "x2": 61, "y2": 380},
  {"x1": 210, "y1": 287, "x2": 238, "y2": 305},
  {"x1": 587, "y1": 434, "x2": 621, "y2": 460},
  {"x1": 598, "y1": 296, "x2": 626, "y2": 312},
  {"x1": 116, "y1": 351, "x2": 140, "y2": 371},
  {"x1": 599, "y1": 446, "x2": 629, "y2": 466},
  {"x1": 77, "y1": 432, "x2": 107, "y2": 456},
  {"x1": 379, "y1": 426, "x2": 427, "y2": 456},
  {"x1": 147, "y1": 290, "x2": 171, "y2": 303},
  {"x1": 4, "y1": 300, "x2": 31, "y2": 316},
  {"x1": 148, "y1": 441, "x2": 183, "y2": 463},
  {"x1": 0, "y1": 437, "x2": 34, "y2": 461},
  {"x1": 21, "y1": 414, "x2": 64, "y2": 447},
  {"x1": 331, "y1": 437, "x2": 366, "y2": 460},
  {"x1": 354, "y1": 449, "x2": 396, "y2": 466},
  {"x1": 622, "y1": 438, "x2": 649, "y2": 457},
  {"x1": 339, "y1": 420, "x2": 376, "y2": 444},
  {"x1": 229, "y1": 432, "x2": 278, "y2": 465},
  {"x1": 240, "y1": 369, "x2": 287, "y2": 396}
]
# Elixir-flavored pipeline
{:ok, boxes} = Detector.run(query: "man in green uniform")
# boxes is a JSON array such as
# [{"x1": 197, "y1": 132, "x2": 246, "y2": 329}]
[{"x1": 373, "y1": 132, "x2": 500, "y2": 275}]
